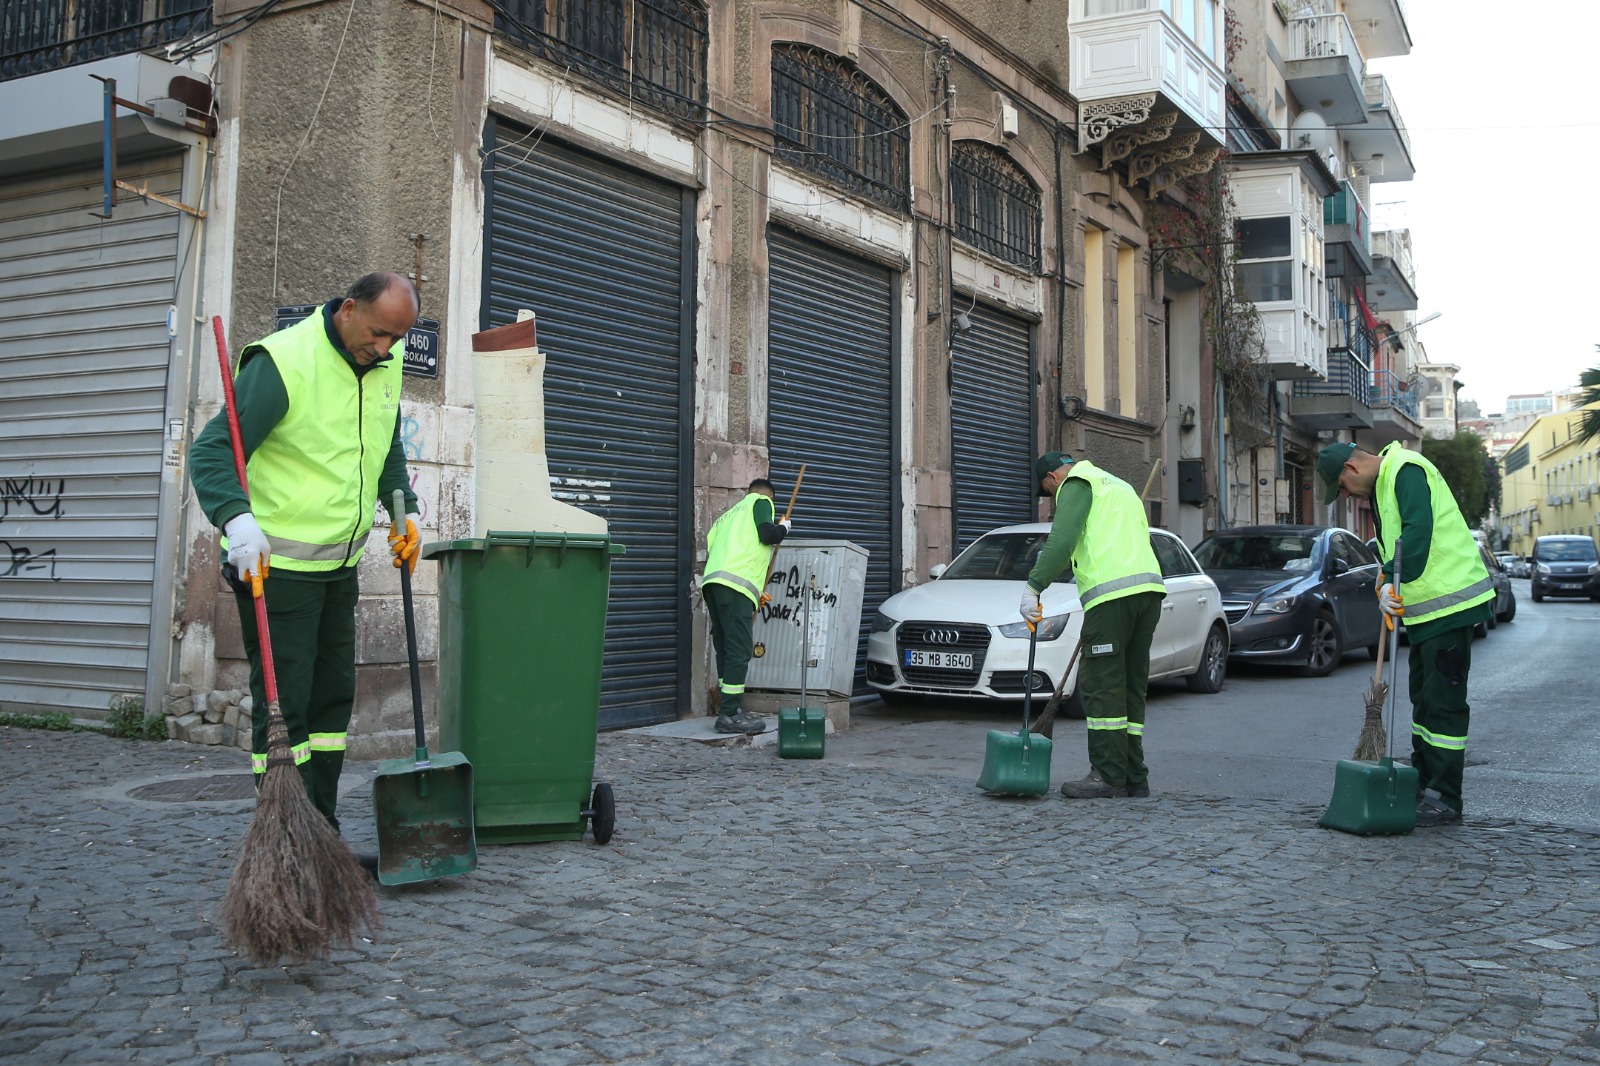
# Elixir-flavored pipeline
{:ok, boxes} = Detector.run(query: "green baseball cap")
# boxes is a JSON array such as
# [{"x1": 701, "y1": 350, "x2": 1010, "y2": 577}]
[
  {"x1": 1317, "y1": 442, "x2": 1357, "y2": 505},
  {"x1": 1034, "y1": 451, "x2": 1074, "y2": 495}
]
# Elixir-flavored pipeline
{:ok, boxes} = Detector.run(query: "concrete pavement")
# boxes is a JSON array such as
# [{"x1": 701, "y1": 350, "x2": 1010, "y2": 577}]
[{"x1": 3, "y1": 719, "x2": 1599, "y2": 1065}]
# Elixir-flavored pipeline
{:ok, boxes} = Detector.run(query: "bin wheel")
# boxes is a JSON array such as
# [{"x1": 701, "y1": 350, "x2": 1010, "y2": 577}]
[{"x1": 589, "y1": 782, "x2": 615, "y2": 844}]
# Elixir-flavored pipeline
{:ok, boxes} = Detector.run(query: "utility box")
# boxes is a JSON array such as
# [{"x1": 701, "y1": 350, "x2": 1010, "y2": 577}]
[{"x1": 745, "y1": 539, "x2": 869, "y2": 698}]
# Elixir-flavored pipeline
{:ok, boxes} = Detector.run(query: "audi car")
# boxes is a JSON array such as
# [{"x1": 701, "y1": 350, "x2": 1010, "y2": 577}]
[{"x1": 865, "y1": 524, "x2": 1229, "y2": 716}]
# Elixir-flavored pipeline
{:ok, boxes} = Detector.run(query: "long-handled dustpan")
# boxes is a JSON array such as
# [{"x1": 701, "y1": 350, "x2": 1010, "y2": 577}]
[
  {"x1": 977, "y1": 618, "x2": 1053, "y2": 796},
  {"x1": 374, "y1": 491, "x2": 479, "y2": 884},
  {"x1": 778, "y1": 572, "x2": 825, "y2": 759},
  {"x1": 1320, "y1": 538, "x2": 1416, "y2": 835}
]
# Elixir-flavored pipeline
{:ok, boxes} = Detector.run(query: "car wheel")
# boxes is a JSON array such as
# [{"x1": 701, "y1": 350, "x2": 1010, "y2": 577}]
[
  {"x1": 1487, "y1": 608, "x2": 1498, "y2": 630},
  {"x1": 1500, "y1": 594, "x2": 1516, "y2": 623},
  {"x1": 1059, "y1": 685, "x2": 1086, "y2": 721},
  {"x1": 1368, "y1": 642, "x2": 1382, "y2": 661},
  {"x1": 1532, "y1": 585, "x2": 1544, "y2": 603},
  {"x1": 1185, "y1": 625, "x2": 1228, "y2": 693},
  {"x1": 1299, "y1": 611, "x2": 1343, "y2": 677},
  {"x1": 1473, "y1": 619, "x2": 1488, "y2": 637}
]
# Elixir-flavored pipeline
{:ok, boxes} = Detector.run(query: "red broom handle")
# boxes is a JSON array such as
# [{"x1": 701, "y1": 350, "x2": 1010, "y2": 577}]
[{"x1": 212, "y1": 315, "x2": 279, "y2": 706}]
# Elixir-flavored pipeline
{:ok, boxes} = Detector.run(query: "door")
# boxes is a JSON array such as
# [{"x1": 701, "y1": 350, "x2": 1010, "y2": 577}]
[
  {"x1": 483, "y1": 124, "x2": 693, "y2": 728},
  {"x1": 1149, "y1": 531, "x2": 1208, "y2": 674},
  {"x1": 950, "y1": 303, "x2": 1033, "y2": 550}
]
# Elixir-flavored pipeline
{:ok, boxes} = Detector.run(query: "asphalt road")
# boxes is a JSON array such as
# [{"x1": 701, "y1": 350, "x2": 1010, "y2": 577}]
[{"x1": 830, "y1": 578, "x2": 1600, "y2": 831}]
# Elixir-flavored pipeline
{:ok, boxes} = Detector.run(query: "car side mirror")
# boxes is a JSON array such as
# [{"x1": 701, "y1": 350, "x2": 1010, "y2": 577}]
[
  {"x1": 1329, "y1": 558, "x2": 1350, "y2": 576},
  {"x1": 928, "y1": 563, "x2": 947, "y2": 580}
]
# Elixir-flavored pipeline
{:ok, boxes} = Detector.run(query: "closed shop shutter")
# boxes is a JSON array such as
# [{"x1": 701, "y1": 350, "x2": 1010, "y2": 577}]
[
  {"x1": 0, "y1": 155, "x2": 182, "y2": 715},
  {"x1": 766, "y1": 226, "x2": 898, "y2": 694},
  {"x1": 950, "y1": 303, "x2": 1034, "y2": 550},
  {"x1": 483, "y1": 123, "x2": 691, "y2": 729}
]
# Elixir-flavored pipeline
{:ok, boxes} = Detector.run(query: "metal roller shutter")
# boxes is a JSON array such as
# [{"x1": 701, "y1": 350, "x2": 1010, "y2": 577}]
[
  {"x1": 483, "y1": 124, "x2": 691, "y2": 729},
  {"x1": 0, "y1": 155, "x2": 182, "y2": 715},
  {"x1": 767, "y1": 226, "x2": 898, "y2": 694},
  {"x1": 950, "y1": 303, "x2": 1035, "y2": 550}
]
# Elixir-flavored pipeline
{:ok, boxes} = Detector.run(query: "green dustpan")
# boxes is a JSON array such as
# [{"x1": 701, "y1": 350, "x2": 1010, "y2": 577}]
[
  {"x1": 373, "y1": 491, "x2": 478, "y2": 885},
  {"x1": 977, "y1": 618, "x2": 1053, "y2": 797}
]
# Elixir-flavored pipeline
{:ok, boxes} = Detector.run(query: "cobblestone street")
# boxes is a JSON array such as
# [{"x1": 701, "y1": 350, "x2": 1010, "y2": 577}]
[{"x1": 2, "y1": 725, "x2": 1598, "y2": 1065}]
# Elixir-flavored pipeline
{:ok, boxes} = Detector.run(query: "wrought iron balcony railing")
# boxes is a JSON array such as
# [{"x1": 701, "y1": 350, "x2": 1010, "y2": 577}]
[
  {"x1": 1292, "y1": 346, "x2": 1372, "y2": 407},
  {"x1": 2, "y1": 0, "x2": 210, "y2": 82},
  {"x1": 1369, "y1": 369, "x2": 1419, "y2": 418}
]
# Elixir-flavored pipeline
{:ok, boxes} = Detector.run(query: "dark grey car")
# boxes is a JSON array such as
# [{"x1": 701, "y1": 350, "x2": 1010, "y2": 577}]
[
  {"x1": 1193, "y1": 525, "x2": 1384, "y2": 677},
  {"x1": 1530, "y1": 535, "x2": 1600, "y2": 601}
]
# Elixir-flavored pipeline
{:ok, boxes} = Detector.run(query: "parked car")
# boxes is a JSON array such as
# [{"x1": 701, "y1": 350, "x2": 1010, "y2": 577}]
[
  {"x1": 865, "y1": 524, "x2": 1229, "y2": 717},
  {"x1": 1473, "y1": 542, "x2": 1517, "y2": 634},
  {"x1": 1193, "y1": 525, "x2": 1383, "y2": 677},
  {"x1": 1530, "y1": 534, "x2": 1600, "y2": 601},
  {"x1": 1494, "y1": 551, "x2": 1516, "y2": 574}
]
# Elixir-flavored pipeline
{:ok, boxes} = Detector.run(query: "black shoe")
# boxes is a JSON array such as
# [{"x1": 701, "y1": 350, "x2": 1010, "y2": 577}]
[
  {"x1": 1415, "y1": 797, "x2": 1461, "y2": 827},
  {"x1": 1060, "y1": 770, "x2": 1125, "y2": 799},
  {"x1": 354, "y1": 851, "x2": 380, "y2": 881},
  {"x1": 1126, "y1": 782, "x2": 1150, "y2": 798},
  {"x1": 715, "y1": 712, "x2": 766, "y2": 736}
]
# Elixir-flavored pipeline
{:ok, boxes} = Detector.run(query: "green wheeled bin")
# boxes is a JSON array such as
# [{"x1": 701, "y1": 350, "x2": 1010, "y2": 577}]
[{"x1": 422, "y1": 531, "x2": 624, "y2": 845}]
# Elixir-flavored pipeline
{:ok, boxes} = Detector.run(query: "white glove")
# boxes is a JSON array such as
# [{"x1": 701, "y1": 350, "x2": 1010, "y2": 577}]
[
  {"x1": 778, "y1": 518, "x2": 792, "y2": 533},
  {"x1": 1376, "y1": 582, "x2": 1404, "y2": 619},
  {"x1": 224, "y1": 512, "x2": 271, "y2": 580},
  {"x1": 1018, "y1": 588, "x2": 1043, "y2": 624}
]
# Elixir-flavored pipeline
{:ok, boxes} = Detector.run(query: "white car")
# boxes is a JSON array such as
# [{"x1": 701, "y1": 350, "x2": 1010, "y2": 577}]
[{"x1": 865, "y1": 524, "x2": 1229, "y2": 717}]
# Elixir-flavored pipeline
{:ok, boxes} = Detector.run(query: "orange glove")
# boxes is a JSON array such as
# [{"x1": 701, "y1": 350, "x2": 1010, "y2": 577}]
[{"x1": 388, "y1": 512, "x2": 420, "y2": 574}]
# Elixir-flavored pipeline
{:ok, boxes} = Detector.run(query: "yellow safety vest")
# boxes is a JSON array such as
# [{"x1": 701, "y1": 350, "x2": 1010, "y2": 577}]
[
  {"x1": 1374, "y1": 444, "x2": 1493, "y2": 625},
  {"x1": 1058, "y1": 460, "x2": 1165, "y2": 610},
  {"x1": 236, "y1": 313, "x2": 403, "y2": 572},
  {"x1": 703, "y1": 493, "x2": 771, "y2": 606}
]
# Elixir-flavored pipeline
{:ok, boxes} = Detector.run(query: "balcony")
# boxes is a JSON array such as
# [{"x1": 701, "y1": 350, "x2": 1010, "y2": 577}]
[
  {"x1": 1284, "y1": 14, "x2": 1366, "y2": 126},
  {"x1": 1289, "y1": 347, "x2": 1374, "y2": 431},
  {"x1": 1344, "y1": 74, "x2": 1414, "y2": 184},
  {"x1": 1365, "y1": 229, "x2": 1417, "y2": 312},
  {"x1": 1366, "y1": 368, "x2": 1423, "y2": 446},
  {"x1": 1323, "y1": 180, "x2": 1372, "y2": 279},
  {"x1": 1070, "y1": 0, "x2": 1226, "y2": 162},
  {"x1": 1, "y1": 0, "x2": 209, "y2": 83},
  {"x1": 1342, "y1": 0, "x2": 1413, "y2": 59}
]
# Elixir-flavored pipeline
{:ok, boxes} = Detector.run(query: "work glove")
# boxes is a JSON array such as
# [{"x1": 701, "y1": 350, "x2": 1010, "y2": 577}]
[
  {"x1": 388, "y1": 512, "x2": 421, "y2": 574},
  {"x1": 1376, "y1": 581, "x2": 1404, "y2": 619},
  {"x1": 778, "y1": 518, "x2": 792, "y2": 533},
  {"x1": 224, "y1": 512, "x2": 271, "y2": 584},
  {"x1": 1018, "y1": 588, "x2": 1043, "y2": 624}
]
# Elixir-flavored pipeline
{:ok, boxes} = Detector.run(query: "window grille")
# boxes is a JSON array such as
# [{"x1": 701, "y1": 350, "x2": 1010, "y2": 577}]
[
  {"x1": 950, "y1": 141, "x2": 1041, "y2": 271},
  {"x1": 2, "y1": 0, "x2": 210, "y2": 82},
  {"x1": 495, "y1": 0, "x2": 707, "y2": 122},
  {"x1": 771, "y1": 44, "x2": 909, "y2": 214}
]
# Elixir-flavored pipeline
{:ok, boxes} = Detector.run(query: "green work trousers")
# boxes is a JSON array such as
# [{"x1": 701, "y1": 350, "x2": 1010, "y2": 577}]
[
  {"x1": 703, "y1": 582, "x2": 756, "y2": 715},
  {"x1": 1407, "y1": 624, "x2": 1472, "y2": 812},
  {"x1": 234, "y1": 568, "x2": 359, "y2": 829},
  {"x1": 1078, "y1": 591, "x2": 1163, "y2": 788}
]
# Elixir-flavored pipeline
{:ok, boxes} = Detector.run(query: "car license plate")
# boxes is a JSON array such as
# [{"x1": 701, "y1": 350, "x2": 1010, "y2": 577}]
[{"x1": 905, "y1": 649, "x2": 973, "y2": 670}]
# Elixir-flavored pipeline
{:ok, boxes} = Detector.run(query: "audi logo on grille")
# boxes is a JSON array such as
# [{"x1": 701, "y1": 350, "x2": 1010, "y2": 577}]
[{"x1": 920, "y1": 628, "x2": 962, "y2": 645}]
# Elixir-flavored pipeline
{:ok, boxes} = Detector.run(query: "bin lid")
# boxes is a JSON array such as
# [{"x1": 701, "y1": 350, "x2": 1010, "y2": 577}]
[{"x1": 421, "y1": 531, "x2": 625, "y2": 559}]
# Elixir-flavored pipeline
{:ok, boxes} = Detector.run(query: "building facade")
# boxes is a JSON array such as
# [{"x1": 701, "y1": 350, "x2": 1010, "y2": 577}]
[
  {"x1": 1, "y1": 0, "x2": 1239, "y2": 744},
  {"x1": 1499, "y1": 404, "x2": 1600, "y2": 559}
]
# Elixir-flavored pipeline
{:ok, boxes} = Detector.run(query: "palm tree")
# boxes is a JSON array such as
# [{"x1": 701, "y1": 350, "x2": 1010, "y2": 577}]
[{"x1": 1582, "y1": 356, "x2": 1600, "y2": 444}]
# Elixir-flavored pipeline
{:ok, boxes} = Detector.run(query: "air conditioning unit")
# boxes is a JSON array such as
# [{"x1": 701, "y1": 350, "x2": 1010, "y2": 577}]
[
  {"x1": 1590, "y1": 482, "x2": 1599, "y2": 493},
  {"x1": 1581, "y1": 487, "x2": 1592, "y2": 501},
  {"x1": 1547, "y1": 494, "x2": 1558, "y2": 505},
  {"x1": 1564, "y1": 493, "x2": 1574, "y2": 504}
]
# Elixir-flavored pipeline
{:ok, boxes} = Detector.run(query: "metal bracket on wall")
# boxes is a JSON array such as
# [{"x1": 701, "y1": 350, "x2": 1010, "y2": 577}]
[{"x1": 89, "y1": 75, "x2": 210, "y2": 221}]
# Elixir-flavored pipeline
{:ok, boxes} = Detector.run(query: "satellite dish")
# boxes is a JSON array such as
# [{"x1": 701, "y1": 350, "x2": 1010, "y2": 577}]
[
  {"x1": 1408, "y1": 374, "x2": 1437, "y2": 399},
  {"x1": 1290, "y1": 111, "x2": 1331, "y2": 155}
]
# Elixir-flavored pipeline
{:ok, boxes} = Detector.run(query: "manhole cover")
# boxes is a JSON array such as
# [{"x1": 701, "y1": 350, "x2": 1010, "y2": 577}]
[{"x1": 129, "y1": 774, "x2": 256, "y2": 802}]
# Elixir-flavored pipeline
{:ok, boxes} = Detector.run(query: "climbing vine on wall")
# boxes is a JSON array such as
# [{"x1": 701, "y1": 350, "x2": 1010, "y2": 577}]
[{"x1": 1150, "y1": 163, "x2": 1274, "y2": 449}]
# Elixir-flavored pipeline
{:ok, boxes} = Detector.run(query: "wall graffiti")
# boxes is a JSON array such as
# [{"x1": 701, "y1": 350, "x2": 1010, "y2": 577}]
[
  {"x1": 1, "y1": 541, "x2": 61, "y2": 581},
  {"x1": 759, "y1": 565, "x2": 838, "y2": 623},
  {"x1": 399, "y1": 415, "x2": 423, "y2": 462},
  {"x1": 2, "y1": 477, "x2": 66, "y2": 521}
]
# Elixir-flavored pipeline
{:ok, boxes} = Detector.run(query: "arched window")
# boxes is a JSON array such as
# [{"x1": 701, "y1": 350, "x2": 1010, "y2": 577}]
[
  {"x1": 771, "y1": 44, "x2": 909, "y2": 213},
  {"x1": 950, "y1": 142, "x2": 1041, "y2": 272},
  {"x1": 496, "y1": 0, "x2": 708, "y2": 121}
]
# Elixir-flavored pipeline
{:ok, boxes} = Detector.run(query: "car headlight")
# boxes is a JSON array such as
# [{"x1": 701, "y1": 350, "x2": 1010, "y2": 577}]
[
  {"x1": 1589, "y1": 563, "x2": 1600, "y2": 576},
  {"x1": 870, "y1": 611, "x2": 898, "y2": 633},
  {"x1": 1254, "y1": 594, "x2": 1299, "y2": 615},
  {"x1": 999, "y1": 613, "x2": 1071, "y2": 641},
  {"x1": 1536, "y1": 563, "x2": 1552, "y2": 575}
]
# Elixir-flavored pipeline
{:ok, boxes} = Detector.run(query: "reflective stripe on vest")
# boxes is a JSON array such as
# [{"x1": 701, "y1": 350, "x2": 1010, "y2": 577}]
[
  {"x1": 703, "y1": 493, "x2": 771, "y2": 606},
  {"x1": 1374, "y1": 445, "x2": 1494, "y2": 625},
  {"x1": 1059, "y1": 460, "x2": 1166, "y2": 610},
  {"x1": 234, "y1": 311, "x2": 404, "y2": 573}
]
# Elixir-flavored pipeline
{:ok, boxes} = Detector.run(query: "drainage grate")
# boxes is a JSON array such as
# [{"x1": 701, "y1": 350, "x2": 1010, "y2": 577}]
[{"x1": 129, "y1": 774, "x2": 256, "y2": 802}]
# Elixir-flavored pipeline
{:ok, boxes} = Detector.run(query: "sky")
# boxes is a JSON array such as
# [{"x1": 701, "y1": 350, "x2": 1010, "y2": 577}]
[{"x1": 1363, "y1": 0, "x2": 1598, "y2": 415}]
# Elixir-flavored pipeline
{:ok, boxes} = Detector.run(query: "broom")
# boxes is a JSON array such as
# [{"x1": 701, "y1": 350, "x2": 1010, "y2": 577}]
[
  {"x1": 211, "y1": 316, "x2": 377, "y2": 966},
  {"x1": 1028, "y1": 632, "x2": 1085, "y2": 740},
  {"x1": 1353, "y1": 539, "x2": 1403, "y2": 761}
]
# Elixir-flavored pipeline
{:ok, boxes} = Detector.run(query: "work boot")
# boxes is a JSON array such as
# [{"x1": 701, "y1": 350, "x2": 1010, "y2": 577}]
[
  {"x1": 1415, "y1": 795, "x2": 1461, "y2": 827},
  {"x1": 353, "y1": 851, "x2": 380, "y2": 882},
  {"x1": 1059, "y1": 770, "x2": 1125, "y2": 799},
  {"x1": 1126, "y1": 781, "x2": 1151, "y2": 798},
  {"x1": 715, "y1": 711, "x2": 766, "y2": 735}
]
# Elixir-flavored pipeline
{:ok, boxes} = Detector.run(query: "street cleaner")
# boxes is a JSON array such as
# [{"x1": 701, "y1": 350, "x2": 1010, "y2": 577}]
[
  {"x1": 1022, "y1": 452, "x2": 1165, "y2": 799},
  {"x1": 700, "y1": 477, "x2": 791, "y2": 735},
  {"x1": 189, "y1": 272, "x2": 421, "y2": 869},
  {"x1": 1318, "y1": 441, "x2": 1494, "y2": 827}
]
